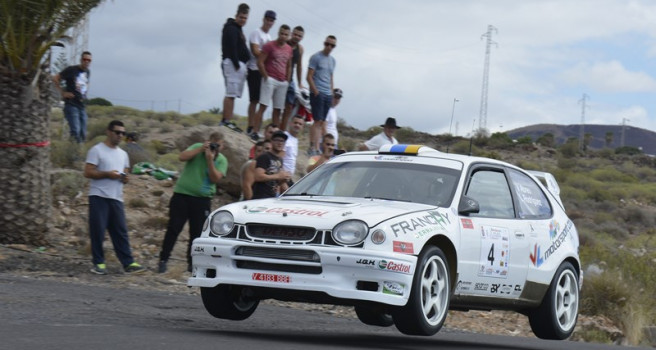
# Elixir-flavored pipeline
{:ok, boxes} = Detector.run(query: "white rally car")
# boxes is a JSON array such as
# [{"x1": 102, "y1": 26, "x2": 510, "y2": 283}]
[{"x1": 188, "y1": 144, "x2": 581, "y2": 339}]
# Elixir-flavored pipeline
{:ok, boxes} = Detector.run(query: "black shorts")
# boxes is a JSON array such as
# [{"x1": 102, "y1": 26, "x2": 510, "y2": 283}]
[{"x1": 247, "y1": 69, "x2": 262, "y2": 102}]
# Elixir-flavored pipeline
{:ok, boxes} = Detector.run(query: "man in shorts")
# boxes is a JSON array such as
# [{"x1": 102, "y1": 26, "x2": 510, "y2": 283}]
[
  {"x1": 307, "y1": 35, "x2": 337, "y2": 156},
  {"x1": 246, "y1": 10, "x2": 275, "y2": 138},
  {"x1": 220, "y1": 3, "x2": 250, "y2": 132},
  {"x1": 253, "y1": 25, "x2": 292, "y2": 140},
  {"x1": 280, "y1": 26, "x2": 305, "y2": 132}
]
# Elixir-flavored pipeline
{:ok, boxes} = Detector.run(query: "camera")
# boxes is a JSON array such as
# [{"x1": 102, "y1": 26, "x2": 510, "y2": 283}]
[{"x1": 209, "y1": 142, "x2": 219, "y2": 151}]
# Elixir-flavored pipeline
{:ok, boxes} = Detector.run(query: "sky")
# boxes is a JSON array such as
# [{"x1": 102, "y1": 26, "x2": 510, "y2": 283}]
[{"x1": 60, "y1": 0, "x2": 656, "y2": 136}]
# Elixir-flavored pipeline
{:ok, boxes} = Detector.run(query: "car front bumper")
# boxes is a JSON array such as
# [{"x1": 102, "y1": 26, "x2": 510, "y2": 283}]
[{"x1": 187, "y1": 237, "x2": 418, "y2": 306}]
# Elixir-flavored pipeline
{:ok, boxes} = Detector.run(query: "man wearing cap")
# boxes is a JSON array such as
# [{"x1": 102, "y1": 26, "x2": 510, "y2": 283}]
[
  {"x1": 253, "y1": 130, "x2": 292, "y2": 199},
  {"x1": 245, "y1": 10, "x2": 275, "y2": 138},
  {"x1": 307, "y1": 35, "x2": 337, "y2": 156},
  {"x1": 220, "y1": 3, "x2": 250, "y2": 133},
  {"x1": 324, "y1": 88, "x2": 342, "y2": 147},
  {"x1": 358, "y1": 117, "x2": 401, "y2": 151}
]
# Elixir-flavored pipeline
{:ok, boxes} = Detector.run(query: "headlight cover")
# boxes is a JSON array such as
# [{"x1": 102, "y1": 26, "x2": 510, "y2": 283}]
[
  {"x1": 210, "y1": 211, "x2": 234, "y2": 236},
  {"x1": 332, "y1": 220, "x2": 369, "y2": 246}
]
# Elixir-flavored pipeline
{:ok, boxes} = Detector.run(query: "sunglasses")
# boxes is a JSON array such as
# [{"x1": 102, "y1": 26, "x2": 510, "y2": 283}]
[
  {"x1": 111, "y1": 130, "x2": 126, "y2": 136},
  {"x1": 324, "y1": 42, "x2": 336, "y2": 48},
  {"x1": 82, "y1": 58, "x2": 92, "y2": 62}
]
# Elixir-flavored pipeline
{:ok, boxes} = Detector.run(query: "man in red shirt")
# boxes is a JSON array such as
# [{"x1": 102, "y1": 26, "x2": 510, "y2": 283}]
[{"x1": 251, "y1": 25, "x2": 292, "y2": 141}]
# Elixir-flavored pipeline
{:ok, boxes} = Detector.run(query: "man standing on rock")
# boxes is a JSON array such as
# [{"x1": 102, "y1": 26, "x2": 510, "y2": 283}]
[
  {"x1": 157, "y1": 132, "x2": 228, "y2": 273},
  {"x1": 53, "y1": 51, "x2": 92, "y2": 143},
  {"x1": 84, "y1": 120, "x2": 145, "y2": 275}
]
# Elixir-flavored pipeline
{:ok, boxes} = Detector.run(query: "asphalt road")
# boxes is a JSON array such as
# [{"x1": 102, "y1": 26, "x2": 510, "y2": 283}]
[{"x1": 0, "y1": 273, "x2": 640, "y2": 350}]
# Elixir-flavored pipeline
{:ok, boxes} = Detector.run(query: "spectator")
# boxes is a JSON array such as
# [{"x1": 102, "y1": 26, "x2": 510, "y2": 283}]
[
  {"x1": 282, "y1": 115, "x2": 304, "y2": 183},
  {"x1": 157, "y1": 132, "x2": 228, "y2": 273},
  {"x1": 253, "y1": 24, "x2": 293, "y2": 141},
  {"x1": 307, "y1": 133, "x2": 336, "y2": 173},
  {"x1": 307, "y1": 35, "x2": 337, "y2": 156},
  {"x1": 359, "y1": 117, "x2": 401, "y2": 151},
  {"x1": 248, "y1": 123, "x2": 278, "y2": 159},
  {"x1": 246, "y1": 10, "x2": 275, "y2": 136},
  {"x1": 253, "y1": 130, "x2": 291, "y2": 199},
  {"x1": 325, "y1": 88, "x2": 342, "y2": 147},
  {"x1": 52, "y1": 51, "x2": 92, "y2": 143},
  {"x1": 122, "y1": 132, "x2": 151, "y2": 170},
  {"x1": 241, "y1": 140, "x2": 271, "y2": 200},
  {"x1": 280, "y1": 25, "x2": 305, "y2": 132},
  {"x1": 83, "y1": 120, "x2": 145, "y2": 275},
  {"x1": 220, "y1": 3, "x2": 250, "y2": 133}
]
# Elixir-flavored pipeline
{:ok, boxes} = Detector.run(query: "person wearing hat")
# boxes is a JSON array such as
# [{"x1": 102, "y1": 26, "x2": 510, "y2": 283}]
[
  {"x1": 253, "y1": 130, "x2": 292, "y2": 199},
  {"x1": 324, "y1": 88, "x2": 342, "y2": 147},
  {"x1": 245, "y1": 10, "x2": 276, "y2": 138},
  {"x1": 358, "y1": 117, "x2": 401, "y2": 151}
]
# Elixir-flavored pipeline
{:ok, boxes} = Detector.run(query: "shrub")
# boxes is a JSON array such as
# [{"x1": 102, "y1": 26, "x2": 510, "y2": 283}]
[
  {"x1": 156, "y1": 153, "x2": 184, "y2": 172},
  {"x1": 51, "y1": 171, "x2": 85, "y2": 200},
  {"x1": 128, "y1": 198, "x2": 148, "y2": 208},
  {"x1": 50, "y1": 140, "x2": 82, "y2": 168},
  {"x1": 87, "y1": 97, "x2": 113, "y2": 106},
  {"x1": 149, "y1": 140, "x2": 169, "y2": 155}
]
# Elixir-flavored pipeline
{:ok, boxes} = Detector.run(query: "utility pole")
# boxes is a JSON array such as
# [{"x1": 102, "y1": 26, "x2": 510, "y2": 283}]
[
  {"x1": 446, "y1": 98, "x2": 459, "y2": 153},
  {"x1": 621, "y1": 118, "x2": 630, "y2": 147},
  {"x1": 478, "y1": 25, "x2": 497, "y2": 134},
  {"x1": 578, "y1": 94, "x2": 589, "y2": 151}
]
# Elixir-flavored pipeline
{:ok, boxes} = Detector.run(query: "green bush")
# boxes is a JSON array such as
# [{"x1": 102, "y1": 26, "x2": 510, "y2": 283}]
[
  {"x1": 50, "y1": 140, "x2": 82, "y2": 168},
  {"x1": 87, "y1": 97, "x2": 113, "y2": 106},
  {"x1": 51, "y1": 171, "x2": 85, "y2": 200}
]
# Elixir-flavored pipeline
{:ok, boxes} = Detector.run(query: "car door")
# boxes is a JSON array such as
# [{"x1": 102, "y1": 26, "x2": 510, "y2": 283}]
[{"x1": 455, "y1": 165, "x2": 529, "y2": 298}]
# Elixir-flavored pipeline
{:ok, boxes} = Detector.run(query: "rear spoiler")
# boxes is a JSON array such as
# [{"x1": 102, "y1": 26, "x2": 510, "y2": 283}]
[{"x1": 526, "y1": 171, "x2": 564, "y2": 209}]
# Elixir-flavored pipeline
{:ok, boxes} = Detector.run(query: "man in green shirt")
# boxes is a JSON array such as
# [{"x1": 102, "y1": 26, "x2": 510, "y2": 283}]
[{"x1": 158, "y1": 132, "x2": 228, "y2": 273}]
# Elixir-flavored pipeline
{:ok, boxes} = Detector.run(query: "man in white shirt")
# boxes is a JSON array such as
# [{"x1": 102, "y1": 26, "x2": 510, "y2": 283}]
[
  {"x1": 358, "y1": 117, "x2": 401, "y2": 151},
  {"x1": 282, "y1": 115, "x2": 305, "y2": 183},
  {"x1": 246, "y1": 10, "x2": 275, "y2": 139},
  {"x1": 324, "y1": 88, "x2": 342, "y2": 147}
]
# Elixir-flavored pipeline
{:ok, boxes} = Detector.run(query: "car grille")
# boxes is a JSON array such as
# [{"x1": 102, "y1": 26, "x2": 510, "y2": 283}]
[
  {"x1": 235, "y1": 246, "x2": 320, "y2": 262},
  {"x1": 234, "y1": 246, "x2": 322, "y2": 274},
  {"x1": 246, "y1": 224, "x2": 316, "y2": 241}
]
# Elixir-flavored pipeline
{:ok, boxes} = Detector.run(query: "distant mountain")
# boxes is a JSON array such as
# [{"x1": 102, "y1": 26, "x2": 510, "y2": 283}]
[{"x1": 506, "y1": 124, "x2": 656, "y2": 155}]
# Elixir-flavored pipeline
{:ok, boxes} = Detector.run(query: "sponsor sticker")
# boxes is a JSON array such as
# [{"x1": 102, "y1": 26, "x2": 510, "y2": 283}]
[
  {"x1": 382, "y1": 281, "x2": 405, "y2": 295},
  {"x1": 252, "y1": 273, "x2": 291, "y2": 283},
  {"x1": 378, "y1": 260, "x2": 412, "y2": 274},
  {"x1": 461, "y1": 218, "x2": 474, "y2": 229},
  {"x1": 393, "y1": 241, "x2": 414, "y2": 254},
  {"x1": 247, "y1": 206, "x2": 330, "y2": 217},
  {"x1": 390, "y1": 211, "x2": 450, "y2": 238}
]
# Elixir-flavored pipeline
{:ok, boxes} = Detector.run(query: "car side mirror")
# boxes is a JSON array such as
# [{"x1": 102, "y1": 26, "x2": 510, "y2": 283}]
[{"x1": 458, "y1": 195, "x2": 480, "y2": 215}]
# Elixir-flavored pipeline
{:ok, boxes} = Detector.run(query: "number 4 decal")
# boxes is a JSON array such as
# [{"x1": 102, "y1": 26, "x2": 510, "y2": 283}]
[{"x1": 488, "y1": 243, "x2": 495, "y2": 265}]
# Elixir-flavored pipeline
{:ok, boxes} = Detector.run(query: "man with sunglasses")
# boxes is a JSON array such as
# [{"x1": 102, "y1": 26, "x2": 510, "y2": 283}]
[
  {"x1": 84, "y1": 120, "x2": 145, "y2": 275},
  {"x1": 307, "y1": 35, "x2": 337, "y2": 156},
  {"x1": 53, "y1": 51, "x2": 92, "y2": 143}
]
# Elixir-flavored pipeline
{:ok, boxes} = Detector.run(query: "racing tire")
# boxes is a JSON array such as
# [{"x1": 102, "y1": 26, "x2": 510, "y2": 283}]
[
  {"x1": 200, "y1": 284, "x2": 259, "y2": 321},
  {"x1": 392, "y1": 246, "x2": 450, "y2": 336},
  {"x1": 528, "y1": 261, "x2": 579, "y2": 340},
  {"x1": 354, "y1": 305, "x2": 394, "y2": 327}
]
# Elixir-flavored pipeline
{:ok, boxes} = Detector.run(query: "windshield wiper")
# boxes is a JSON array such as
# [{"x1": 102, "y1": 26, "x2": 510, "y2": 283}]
[{"x1": 364, "y1": 196, "x2": 412, "y2": 203}]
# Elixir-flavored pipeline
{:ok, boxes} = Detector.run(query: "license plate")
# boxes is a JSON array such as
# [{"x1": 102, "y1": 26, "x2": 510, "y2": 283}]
[{"x1": 252, "y1": 272, "x2": 291, "y2": 283}]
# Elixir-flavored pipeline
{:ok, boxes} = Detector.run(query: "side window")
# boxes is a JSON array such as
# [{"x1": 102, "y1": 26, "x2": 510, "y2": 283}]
[
  {"x1": 508, "y1": 169, "x2": 552, "y2": 219},
  {"x1": 465, "y1": 170, "x2": 515, "y2": 219}
]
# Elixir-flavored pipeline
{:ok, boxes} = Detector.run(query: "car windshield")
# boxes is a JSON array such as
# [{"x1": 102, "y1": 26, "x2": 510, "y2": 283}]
[{"x1": 285, "y1": 161, "x2": 461, "y2": 207}]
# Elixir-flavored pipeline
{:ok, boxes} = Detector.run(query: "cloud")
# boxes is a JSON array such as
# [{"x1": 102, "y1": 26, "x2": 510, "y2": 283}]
[{"x1": 560, "y1": 61, "x2": 656, "y2": 93}]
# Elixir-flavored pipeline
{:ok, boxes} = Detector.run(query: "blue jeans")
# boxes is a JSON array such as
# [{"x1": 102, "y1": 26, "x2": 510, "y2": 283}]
[
  {"x1": 88, "y1": 196, "x2": 135, "y2": 267},
  {"x1": 64, "y1": 104, "x2": 87, "y2": 143},
  {"x1": 310, "y1": 92, "x2": 332, "y2": 121}
]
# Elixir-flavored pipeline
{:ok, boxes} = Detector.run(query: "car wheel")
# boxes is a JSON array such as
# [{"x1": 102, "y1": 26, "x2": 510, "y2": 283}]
[
  {"x1": 354, "y1": 305, "x2": 394, "y2": 327},
  {"x1": 392, "y1": 246, "x2": 450, "y2": 336},
  {"x1": 200, "y1": 284, "x2": 259, "y2": 320},
  {"x1": 528, "y1": 261, "x2": 579, "y2": 339}
]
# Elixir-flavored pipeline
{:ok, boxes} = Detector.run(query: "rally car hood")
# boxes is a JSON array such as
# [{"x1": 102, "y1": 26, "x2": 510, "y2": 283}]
[{"x1": 224, "y1": 196, "x2": 439, "y2": 229}]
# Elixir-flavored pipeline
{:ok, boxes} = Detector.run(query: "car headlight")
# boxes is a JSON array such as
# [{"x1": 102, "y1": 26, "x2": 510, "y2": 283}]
[
  {"x1": 210, "y1": 211, "x2": 234, "y2": 236},
  {"x1": 332, "y1": 220, "x2": 368, "y2": 246}
]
